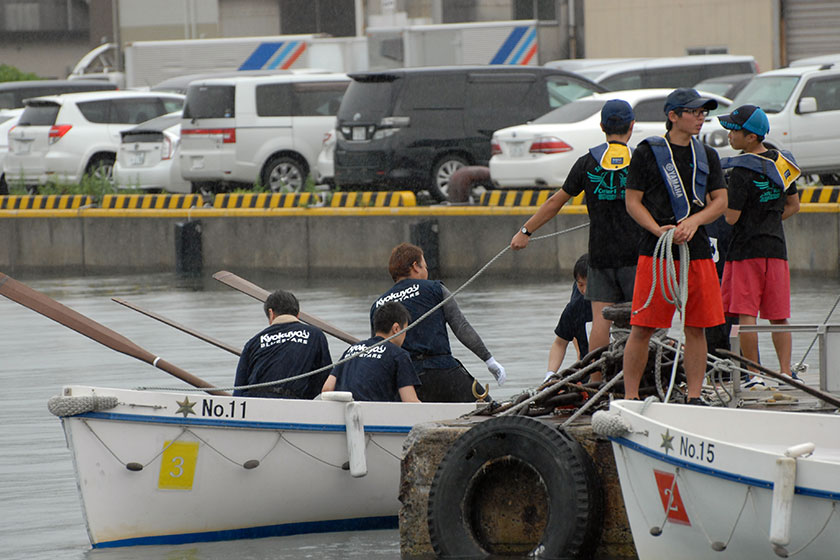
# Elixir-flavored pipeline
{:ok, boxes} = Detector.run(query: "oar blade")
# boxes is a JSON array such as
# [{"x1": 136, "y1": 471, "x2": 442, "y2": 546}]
[{"x1": 0, "y1": 272, "x2": 154, "y2": 364}]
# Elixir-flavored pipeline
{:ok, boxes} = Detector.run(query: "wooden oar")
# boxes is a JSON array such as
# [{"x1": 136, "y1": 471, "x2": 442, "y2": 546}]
[
  {"x1": 212, "y1": 270, "x2": 360, "y2": 345},
  {"x1": 718, "y1": 349, "x2": 840, "y2": 409},
  {"x1": 112, "y1": 297, "x2": 241, "y2": 356},
  {"x1": 0, "y1": 272, "x2": 229, "y2": 396}
]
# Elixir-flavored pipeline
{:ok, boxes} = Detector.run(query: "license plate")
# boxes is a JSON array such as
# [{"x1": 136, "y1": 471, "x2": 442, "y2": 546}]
[
  {"x1": 352, "y1": 127, "x2": 366, "y2": 141},
  {"x1": 191, "y1": 157, "x2": 204, "y2": 170},
  {"x1": 14, "y1": 140, "x2": 31, "y2": 155},
  {"x1": 509, "y1": 142, "x2": 527, "y2": 157},
  {"x1": 129, "y1": 152, "x2": 145, "y2": 166}
]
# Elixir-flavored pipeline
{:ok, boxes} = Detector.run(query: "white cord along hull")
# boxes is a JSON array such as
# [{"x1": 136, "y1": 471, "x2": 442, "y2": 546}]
[
  {"x1": 596, "y1": 400, "x2": 840, "y2": 560},
  {"x1": 54, "y1": 385, "x2": 477, "y2": 548}
]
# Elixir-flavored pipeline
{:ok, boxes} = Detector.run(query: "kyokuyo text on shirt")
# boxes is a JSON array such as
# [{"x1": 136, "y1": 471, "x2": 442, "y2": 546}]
[
  {"x1": 345, "y1": 343, "x2": 387, "y2": 359},
  {"x1": 375, "y1": 284, "x2": 420, "y2": 307},
  {"x1": 260, "y1": 329, "x2": 310, "y2": 348}
]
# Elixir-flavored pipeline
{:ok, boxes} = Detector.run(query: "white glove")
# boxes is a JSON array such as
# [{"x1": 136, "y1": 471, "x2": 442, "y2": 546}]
[
  {"x1": 544, "y1": 371, "x2": 556, "y2": 382},
  {"x1": 485, "y1": 357, "x2": 506, "y2": 386}
]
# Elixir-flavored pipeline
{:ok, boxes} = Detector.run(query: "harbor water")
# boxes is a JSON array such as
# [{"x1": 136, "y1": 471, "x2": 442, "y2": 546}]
[{"x1": 2, "y1": 271, "x2": 838, "y2": 560}]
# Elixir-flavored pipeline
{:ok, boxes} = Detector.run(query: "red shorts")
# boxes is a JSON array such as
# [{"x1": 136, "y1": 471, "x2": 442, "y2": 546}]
[
  {"x1": 721, "y1": 258, "x2": 790, "y2": 320},
  {"x1": 630, "y1": 256, "x2": 725, "y2": 329}
]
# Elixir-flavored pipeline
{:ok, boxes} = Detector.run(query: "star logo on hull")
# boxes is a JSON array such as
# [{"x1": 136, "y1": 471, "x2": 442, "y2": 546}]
[
  {"x1": 660, "y1": 429, "x2": 675, "y2": 455},
  {"x1": 175, "y1": 397, "x2": 197, "y2": 417}
]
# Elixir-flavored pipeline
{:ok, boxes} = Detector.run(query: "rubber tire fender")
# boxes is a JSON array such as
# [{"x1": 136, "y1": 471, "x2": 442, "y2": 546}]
[{"x1": 427, "y1": 415, "x2": 603, "y2": 559}]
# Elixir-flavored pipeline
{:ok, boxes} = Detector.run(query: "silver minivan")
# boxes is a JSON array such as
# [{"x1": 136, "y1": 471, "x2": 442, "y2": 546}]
[
  {"x1": 179, "y1": 73, "x2": 349, "y2": 193},
  {"x1": 546, "y1": 55, "x2": 756, "y2": 91}
]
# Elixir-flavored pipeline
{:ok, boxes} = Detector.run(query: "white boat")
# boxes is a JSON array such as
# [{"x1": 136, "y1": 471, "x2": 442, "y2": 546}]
[
  {"x1": 50, "y1": 385, "x2": 477, "y2": 549},
  {"x1": 593, "y1": 400, "x2": 840, "y2": 560}
]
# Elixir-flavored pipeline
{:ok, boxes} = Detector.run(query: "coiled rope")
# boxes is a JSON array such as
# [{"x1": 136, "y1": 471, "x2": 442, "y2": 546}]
[
  {"x1": 139, "y1": 222, "x2": 592, "y2": 394},
  {"x1": 633, "y1": 228, "x2": 689, "y2": 403}
]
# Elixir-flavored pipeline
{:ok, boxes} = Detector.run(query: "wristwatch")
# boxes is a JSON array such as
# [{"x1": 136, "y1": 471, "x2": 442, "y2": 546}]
[{"x1": 520, "y1": 226, "x2": 532, "y2": 237}]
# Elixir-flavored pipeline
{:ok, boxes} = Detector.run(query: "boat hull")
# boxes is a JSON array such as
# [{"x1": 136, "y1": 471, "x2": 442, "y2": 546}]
[
  {"x1": 56, "y1": 385, "x2": 477, "y2": 548},
  {"x1": 604, "y1": 401, "x2": 840, "y2": 560}
]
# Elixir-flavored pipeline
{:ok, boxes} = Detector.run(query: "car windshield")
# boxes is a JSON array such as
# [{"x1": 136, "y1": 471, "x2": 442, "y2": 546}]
[
  {"x1": 532, "y1": 99, "x2": 605, "y2": 124},
  {"x1": 730, "y1": 75, "x2": 800, "y2": 113},
  {"x1": 337, "y1": 78, "x2": 397, "y2": 123}
]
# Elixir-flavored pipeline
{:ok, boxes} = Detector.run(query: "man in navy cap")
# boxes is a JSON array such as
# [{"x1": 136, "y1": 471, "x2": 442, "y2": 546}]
[
  {"x1": 718, "y1": 104, "x2": 801, "y2": 387},
  {"x1": 511, "y1": 99, "x2": 642, "y2": 382},
  {"x1": 621, "y1": 88, "x2": 728, "y2": 405}
]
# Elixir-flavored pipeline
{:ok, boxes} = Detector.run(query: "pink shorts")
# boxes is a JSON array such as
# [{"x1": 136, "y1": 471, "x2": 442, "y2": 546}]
[
  {"x1": 630, "y1": 256, "x2": 725, "y2": 329},
  {"x1": 721, "y1": 258, "x2": 790, "y2": 320}
]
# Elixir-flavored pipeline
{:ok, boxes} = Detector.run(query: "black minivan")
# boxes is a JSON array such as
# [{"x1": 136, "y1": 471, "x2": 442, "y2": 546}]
[{"x1": 334, "y1": 66, "x2": 605, "y2": 200}]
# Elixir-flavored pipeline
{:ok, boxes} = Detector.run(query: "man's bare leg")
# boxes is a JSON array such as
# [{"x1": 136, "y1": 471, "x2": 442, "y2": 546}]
[
  {"x1": 738, "y1": 314, "x2": 759, "y2": 373},
  {"x1": 622, "y1": 325, "x2": 656, "y2": 399},
  {"x1": 683, "y1": 326, "x2": 708, "y2": 399},
  {"x1": 770, "y1": 318, "x2": 792, "y2": 374},
  {"x1": 588, "y1": 301, "x2": 613, "y2": 382}
]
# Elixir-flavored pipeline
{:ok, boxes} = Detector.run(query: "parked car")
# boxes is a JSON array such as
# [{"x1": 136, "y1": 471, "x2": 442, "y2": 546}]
[
  {"x1": 0, "y1": 109, "x2": 24, "y2": 193},
  {"x1": 113, "y1": 112, "x2": 190, "y2": 193},
  {"x1": 700, "y1": 63, "x2": 840, "y2": 183},
  {"x1": 179, "y1": 73, "x2": 349, "y2": 193},
  {"x1": 693, "y1": 73, "x2": 754, "y2": 99},
  {"x1": 5, "y1": 91, "x2": 184, "y2": 190},
  {"x1": 489, "y1": 88, "x2": 731, "y2": 189},
  {"x1": 547, "y1": 55, "x2": 756, "y2": 91},
  {"x1": 315, "y1": 128, "x2": 336, "y2": 186},
  {"x1": 334, "y1": 66, "x2": 606, "y2": 201},
  {"x1": 0, "y1": 79, "x2": 117, "y2": 111}
]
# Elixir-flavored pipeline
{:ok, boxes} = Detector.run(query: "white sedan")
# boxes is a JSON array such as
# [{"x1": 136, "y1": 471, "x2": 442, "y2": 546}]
[
  {"x1": 114, "y1": 112, "x2": 190, "y2": 193},
  {"x1": 489, "y1": 89, "x2": 731, "y2": 189}
]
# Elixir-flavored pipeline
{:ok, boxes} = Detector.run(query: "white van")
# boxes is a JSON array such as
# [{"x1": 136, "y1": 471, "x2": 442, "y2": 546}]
[
  {"x1": 546, "y1": 55, "x2": 757, "y2": 91},
  {"x1": 179, "y1": 73, "x2": 349, "y2": 193}
]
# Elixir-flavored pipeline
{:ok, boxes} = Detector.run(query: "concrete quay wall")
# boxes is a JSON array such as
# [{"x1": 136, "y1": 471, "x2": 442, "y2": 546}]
[{"x1": 0, "y1": 208, "x2": 836, "y2": 277}]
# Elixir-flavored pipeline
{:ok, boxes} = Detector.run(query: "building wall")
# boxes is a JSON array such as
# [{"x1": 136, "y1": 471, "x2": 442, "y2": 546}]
[
  {"x1": 221, "y1": 0, "x2": 280, "y2": 37},
  {"x1": 583, "y1": 0, "x2": 779, "y2": 71},
  {"x1": 118, "y1": 0, "x2": 220, "y2": 43},
  {"x1": 0, "y1": 40, "x2": 91, "y2": 79}
]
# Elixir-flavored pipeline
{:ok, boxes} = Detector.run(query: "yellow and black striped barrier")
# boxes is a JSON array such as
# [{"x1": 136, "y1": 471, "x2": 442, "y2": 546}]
[
  {"x1": 798, "y1": 186, "x2": 840, "y2": 204},
  {"x1": 213, "y1": 192, "x2": 320, "y2": 208},
  {"x1": 213, "y1": 191, "x2": 416, "y2": 208},
  {"x1": 477, "y1": 190, "x2": 584, "y2": 207},
  {"x1": 100, "y1": 194, "x2": 203, "y2": 209},
  {"x1": 326, "y1": 191, "x2": 415, "y2": 207},
  {"x1": 0, "y1": 195, "x2": 94, "y2": 210}
]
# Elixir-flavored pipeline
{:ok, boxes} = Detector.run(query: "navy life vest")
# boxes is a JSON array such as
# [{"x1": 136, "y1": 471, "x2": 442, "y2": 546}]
[
  {"x1": 588, "y1": 142, "x2": 632, "y2": 170},
  {"x1": 645, "y1": 136, "x2": 709, "y2": 222},
  {"x1": 720, "y1": 150, "x2": 800, "y2": 191}
]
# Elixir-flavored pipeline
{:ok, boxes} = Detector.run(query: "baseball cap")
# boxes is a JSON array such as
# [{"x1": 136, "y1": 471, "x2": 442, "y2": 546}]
[
  {"x1": 663, "y1": 88, "x2": 719, "y2": 115},
  {"x1": 718, "y1": 104, "x2": 770, "y2": 137},
  {"x1": 600, "y1": 99, "x2": 635, "y2": 126}
]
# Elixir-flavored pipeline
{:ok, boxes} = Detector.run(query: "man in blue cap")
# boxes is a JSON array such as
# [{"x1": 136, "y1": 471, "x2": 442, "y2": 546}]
[
  {"x1": 621, "y1": 88, "x2": 728, "y2": 405},
  {"x1": 511, "y1": 99, "x2": 642, "y2": 382},
  {"x1": 718, "y1": 104, "x2": 801, "y2": 387}
]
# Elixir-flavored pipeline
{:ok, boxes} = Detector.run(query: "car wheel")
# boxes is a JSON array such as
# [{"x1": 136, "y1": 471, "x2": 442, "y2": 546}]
[
  {"x1": 0, "y1": 173, "x2": 8, "y2": 196},
  {"x1": 819, "y1": 173, "x2": 840, "y2": 186},
  {"x1": 429, "y1": 155, "x2": 468, "y2": 202},
  {"x1": 262, "y1": 156, "x2": 306, "y2": 193},
  {"x1": 85, "y1": 155, "x2": 116, "y2": 183}
]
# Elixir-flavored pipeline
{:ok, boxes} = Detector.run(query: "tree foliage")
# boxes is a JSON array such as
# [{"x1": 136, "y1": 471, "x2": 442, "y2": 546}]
[{"x1": 0, "y1": 64, "x2": 40, "y2": 82}]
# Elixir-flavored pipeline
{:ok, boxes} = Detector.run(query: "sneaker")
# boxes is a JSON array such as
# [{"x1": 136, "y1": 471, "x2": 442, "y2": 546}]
[
  {"x1": 789, "y1": 371, "x2": 803, "y2": 382},
  {"x1": 686, "y1": 397, "x2": 708, "y2": 406},
  {"x1": 743, "y1": 376, "x2": 766, "y2": 389}
]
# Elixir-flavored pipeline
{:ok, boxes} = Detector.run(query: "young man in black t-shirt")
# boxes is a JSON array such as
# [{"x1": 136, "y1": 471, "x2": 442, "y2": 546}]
[
  {"x1": 234, "y1": 290, "x2": 332, "y2": 399},
  {"x1": 718, "y1": 104, "x2": 801, "y2": 384},
  {"x1": 512, "y1": 99, "x2": 642, "y2": 382},
  {"x1": 622, "y1": 88, "x2": 728, "y2": 405},
  {"x1": 545, "y1": 254, "x2": 593, "y2": 381},
  {"x1": 323, "y1": 302, "x2": 421, "y2": 402}
]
